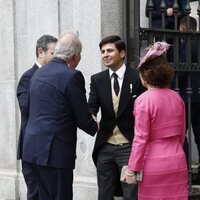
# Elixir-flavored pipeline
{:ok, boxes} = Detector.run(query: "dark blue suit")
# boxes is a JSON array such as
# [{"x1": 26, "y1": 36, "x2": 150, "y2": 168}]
[
  {"x1": 22, "y1": 58, "x2": 98, "y2": 200},
  {"x1": 145, "y1": 0, "x2": 187, "y2": 29},
  {"x1": 17, "y1": 64, "x2": 39, "y2": 200},
  {"x1": 145, "y1": 0, "x2": 187, "y2": 62},
  {"x1": 17, "y1": 64, "x2": 39, "y2": 159},
  {"x1": 146, "y1": 0, "x2": 174, "y2": 29},
  {"x1": 179, "y1": 40, "x2": 200, "y2": 163},
  {"x1": 179, "y1": 41, "x2": 200, "y2": 103}
]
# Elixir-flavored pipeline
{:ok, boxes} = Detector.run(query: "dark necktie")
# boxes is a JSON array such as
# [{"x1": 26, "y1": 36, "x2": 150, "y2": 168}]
[{"x1": 113, "y1": 73, "x2": 119, "y2": 96}]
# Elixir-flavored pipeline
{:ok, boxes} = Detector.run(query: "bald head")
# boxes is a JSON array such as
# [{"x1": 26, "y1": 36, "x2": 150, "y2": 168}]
[{"x1": 54, "y1": 32, "x2": 82, "y2": 67}]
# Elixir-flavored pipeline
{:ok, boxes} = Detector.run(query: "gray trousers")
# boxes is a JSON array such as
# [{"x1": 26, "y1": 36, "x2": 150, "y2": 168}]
[{"x1": 97, "y1": 143, "x2": 138, "y2": 200}]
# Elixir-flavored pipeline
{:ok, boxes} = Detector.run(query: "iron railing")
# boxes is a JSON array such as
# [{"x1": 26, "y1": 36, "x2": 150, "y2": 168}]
[{"x1": 126, "y1": 0, "x2": 200, "y2": 198}]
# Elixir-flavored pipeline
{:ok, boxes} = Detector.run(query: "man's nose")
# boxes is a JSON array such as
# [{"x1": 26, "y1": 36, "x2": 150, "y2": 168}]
[{"x1": 103, "y1": 51, "x2": 109, "y2": 57}]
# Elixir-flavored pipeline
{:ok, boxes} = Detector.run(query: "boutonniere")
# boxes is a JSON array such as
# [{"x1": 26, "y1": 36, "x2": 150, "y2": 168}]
[
  {"x1": 130, "y1": 84, "x2": 137, "y2": 98},
  {"x1": 129, "y1": 84, "x2": 133, "y2": 94},
  {"x1": 131, "y1": 95, "x2": 137, "y2": 99}
]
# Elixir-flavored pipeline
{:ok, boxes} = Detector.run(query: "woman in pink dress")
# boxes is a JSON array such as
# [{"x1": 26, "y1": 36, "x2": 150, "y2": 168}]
[{"x1": 123, "y1": 41, "x2": 188, "y2": 199}]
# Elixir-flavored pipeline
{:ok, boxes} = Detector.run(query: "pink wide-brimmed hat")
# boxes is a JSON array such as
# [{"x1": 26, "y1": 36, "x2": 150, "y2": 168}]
[{"x1": 138, "y1": 41, "x2": 170, "y2": 68}]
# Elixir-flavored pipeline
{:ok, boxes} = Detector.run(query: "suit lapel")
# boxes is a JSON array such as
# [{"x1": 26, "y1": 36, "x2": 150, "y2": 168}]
[
  {"x1": 101, "y1": 70, "x2": 115, "y2": 115},
  {"x1": 117, "y1": 67, "x2": 134, "y2": 117},
  {"x1": 33, "y1": 63, "x2": 39, "y2": 71}
]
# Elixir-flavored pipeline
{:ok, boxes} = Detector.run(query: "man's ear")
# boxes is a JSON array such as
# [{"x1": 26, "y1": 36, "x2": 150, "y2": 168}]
[
  {"x1": 37, "y1": 47, "x2": 44, "y2": 57},
  {"x1": 120, "y1": 50, "x2": 126, "y2": 59},
  {"x1": 74, "y1": 53, "x2": 79, "y2": 61},
  {"x1": 74, "y1": 53, "x2": 78, "y2": 61}
]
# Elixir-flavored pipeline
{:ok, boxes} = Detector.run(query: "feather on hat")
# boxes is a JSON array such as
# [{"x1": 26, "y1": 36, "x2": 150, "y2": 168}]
[{"x1": 138, "y1": 41, "x2": 170, "y2": 68}]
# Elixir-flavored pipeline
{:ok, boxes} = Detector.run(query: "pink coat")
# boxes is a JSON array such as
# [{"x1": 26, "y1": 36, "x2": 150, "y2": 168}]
[{"x1": 128, "y1": 88, "x2": 188, "y2": 200}]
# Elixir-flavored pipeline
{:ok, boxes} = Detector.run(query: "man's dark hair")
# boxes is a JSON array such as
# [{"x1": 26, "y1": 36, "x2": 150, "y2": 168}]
[
  {"x1": 180, "y1": 16, "x2": 197, "y2": 31},
  {"x1": 36, "y1": 35, "x2": 57, "y2": 58},
  {"x1": 99, "y1": 35, "x2": 126, "y2": 52}
]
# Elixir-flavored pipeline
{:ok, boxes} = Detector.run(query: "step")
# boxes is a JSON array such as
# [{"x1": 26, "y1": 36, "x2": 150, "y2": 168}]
[
  {"x1": 192, "y1": 165, "x2": 199, "y2": 174},
  {"x1": 192, "y1": 185, "x2": 200, "y2": 192}
]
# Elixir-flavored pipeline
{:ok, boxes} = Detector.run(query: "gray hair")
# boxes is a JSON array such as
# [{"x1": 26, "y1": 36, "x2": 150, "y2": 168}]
[
  {"x1": 54, "y1": 32, "x2": 82, "y2": 62},
  {"x1": 36, "y1": 35, "x2": 57, "y2": 58}
]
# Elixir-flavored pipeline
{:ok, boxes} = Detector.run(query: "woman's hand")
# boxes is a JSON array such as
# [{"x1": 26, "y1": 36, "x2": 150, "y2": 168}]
[{"x1": 122, "y1": 169, "x2": 137, "y2": 184}]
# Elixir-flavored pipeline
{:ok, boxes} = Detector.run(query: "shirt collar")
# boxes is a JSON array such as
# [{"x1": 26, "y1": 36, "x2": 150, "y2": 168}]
[
  {"x1": 109, "y1": 63, "x2": 126, "y2": 79},
  {"x1": 35, "y1": 61, "x2": 42, "y2": 68}
]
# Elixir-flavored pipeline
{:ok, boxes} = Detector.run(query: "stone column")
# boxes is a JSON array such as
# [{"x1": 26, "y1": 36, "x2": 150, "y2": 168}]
[
  {"x1": 14, "y1": 0, "x2": 58, "y2": 199},
  {"x1": 0, "y1": 0, "x2": 18, "y2": 199}
]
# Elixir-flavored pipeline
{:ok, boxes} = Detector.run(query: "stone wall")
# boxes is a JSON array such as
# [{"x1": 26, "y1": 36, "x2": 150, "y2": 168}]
[{"x1": 0, "y1": 0, "x2": 124, "y2": 199}]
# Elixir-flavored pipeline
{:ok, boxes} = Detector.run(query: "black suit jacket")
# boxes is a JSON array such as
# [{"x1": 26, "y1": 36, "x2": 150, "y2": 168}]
[
  {"x1": 145, "y1": 0, "x2": 186, "y2": 29},
  {"x1": 179, "y1": 40, "x2": 200, "y2": 103},
  {"x1": 22, "y1": 58, "x2": 98, "y2": 169},
  {"x1": 16, "y1": 64, "x2": 38, "y2": 159},
  {"x1": 88, "y1": 66, "x2": 145, "y2": 165},
  {"x1": 145, "y1": 0, "x2": 174, "y2": 28}
]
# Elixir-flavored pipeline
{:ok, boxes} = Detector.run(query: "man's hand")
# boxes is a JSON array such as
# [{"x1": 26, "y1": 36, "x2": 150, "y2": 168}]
[{"x1": 166, "y1": 8, "x2": 173, "y2": 16}]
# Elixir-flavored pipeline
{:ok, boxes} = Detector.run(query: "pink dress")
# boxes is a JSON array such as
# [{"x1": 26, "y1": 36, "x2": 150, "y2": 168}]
[{"x1": 128, "y1": 88, "x2": 188, "y2": 200}]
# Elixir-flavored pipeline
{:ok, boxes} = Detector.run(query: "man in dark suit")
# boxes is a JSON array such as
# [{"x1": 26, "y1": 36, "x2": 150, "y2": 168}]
[
  {"x1": 145, "y1": 0, "x2": 186, "y2": 29},
  {"x1": 178, "y1": 16, "x2": 200, "y2": 183},
  {"x1": 16, "y1": 34, "x2": 57, "y2": 200},
  {"x1": 145, "y1": 0, "x2": 187, "y2": 62},
  {"x1": 88, "y1": 35, "x2": 145, "y2": 200},
  {"x1": 21, "y1": 32, "x2": 99, "y2": 200}
]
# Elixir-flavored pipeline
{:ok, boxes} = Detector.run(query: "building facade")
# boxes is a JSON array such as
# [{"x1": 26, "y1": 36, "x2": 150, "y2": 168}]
[{"x1": 0, "y1": 0, "x2": 198, "y2": 199}]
